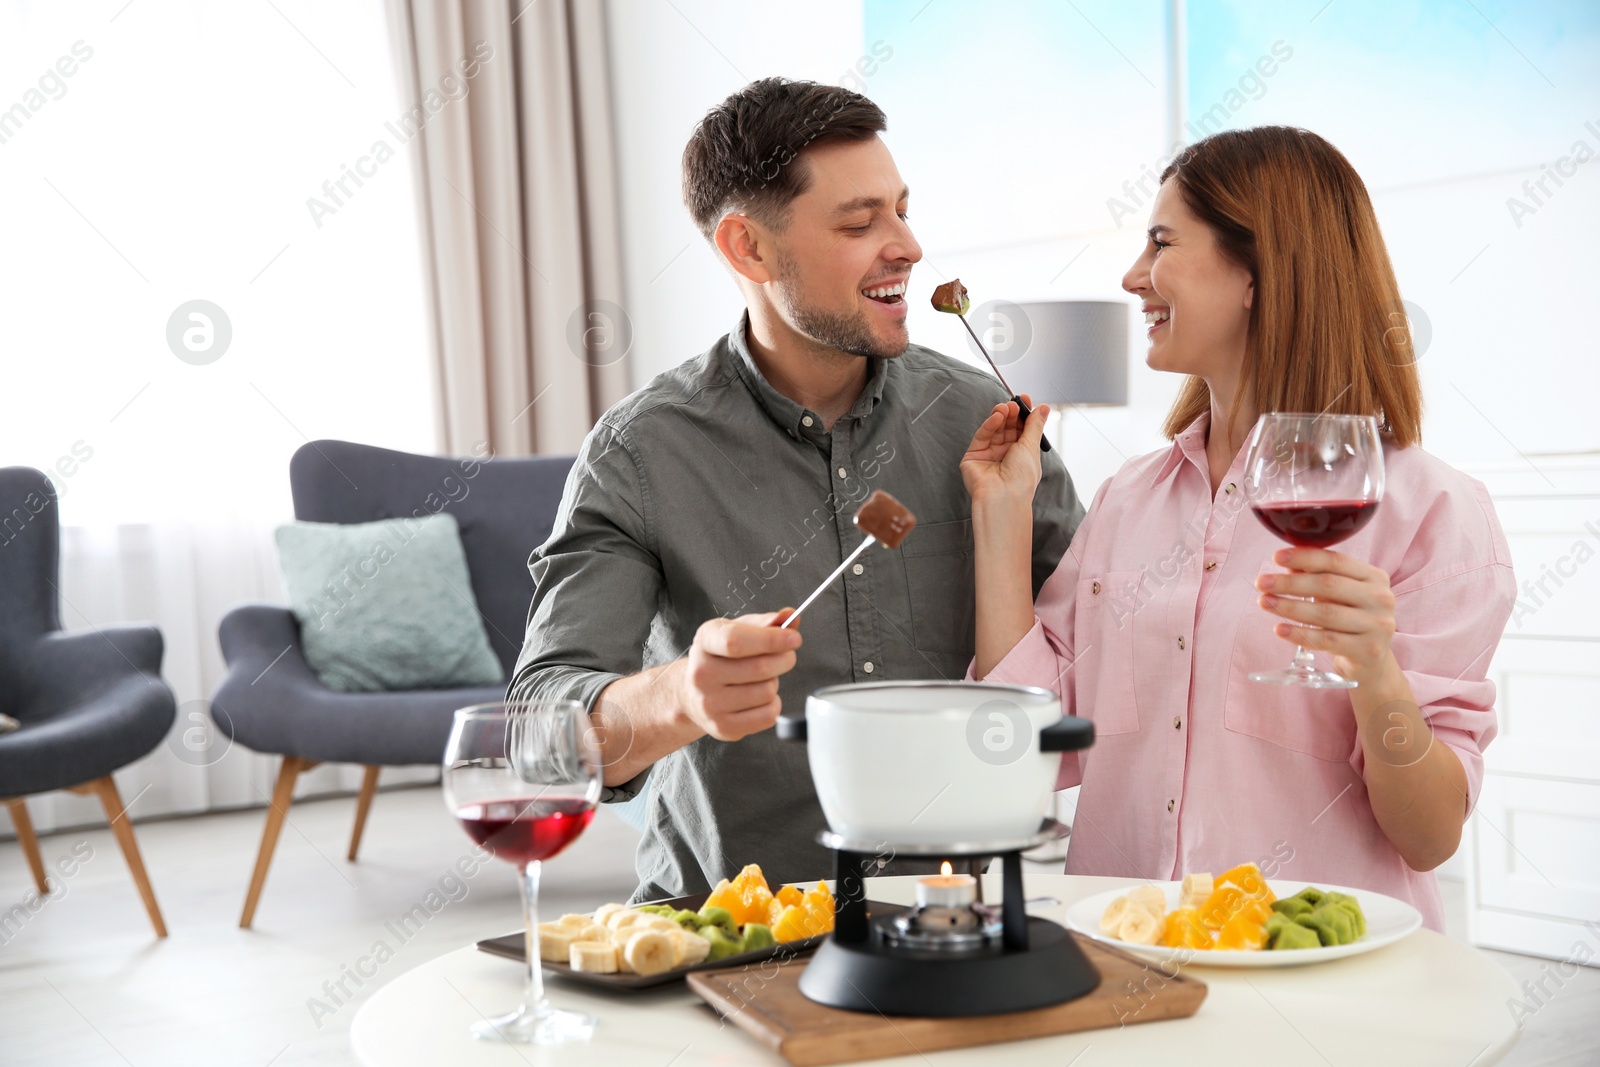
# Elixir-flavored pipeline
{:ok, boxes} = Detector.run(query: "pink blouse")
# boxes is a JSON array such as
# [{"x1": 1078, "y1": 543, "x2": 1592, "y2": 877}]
[{"x1": 975, "y1": 413, "x2": 1515, "y2": 931}]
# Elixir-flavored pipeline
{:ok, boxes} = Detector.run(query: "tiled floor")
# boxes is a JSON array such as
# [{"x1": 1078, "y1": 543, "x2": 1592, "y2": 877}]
[{"x1": 0, "y1": 784, "x2": 1594, "y2": 1066}]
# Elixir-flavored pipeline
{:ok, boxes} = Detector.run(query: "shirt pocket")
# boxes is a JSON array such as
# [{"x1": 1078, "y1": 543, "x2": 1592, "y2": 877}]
[
  {"x1": 902, "y1": 518, "x2": 975, "y2": 656},
  {"x1": 1072, "y1": 570, "x2": 1143, "y2": 736},
  {"x1": 1222, "y1": 604, "x2": 1356, "y2": 763}
]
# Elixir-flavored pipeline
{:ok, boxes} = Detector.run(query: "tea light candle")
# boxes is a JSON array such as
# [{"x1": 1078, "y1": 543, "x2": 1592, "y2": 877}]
[{"x1": 916, "y1": 872, "x2": 977, "y2": 909}]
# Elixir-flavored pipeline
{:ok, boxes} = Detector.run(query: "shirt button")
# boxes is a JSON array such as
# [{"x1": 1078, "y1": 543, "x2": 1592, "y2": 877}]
[
  {"x1": 837, "y1": 467, "x2": 848, "y2": 479},
  {"x1": 1174, "y1": 716, "x2": 1182, "y2": 730},
  {"x1": 802, "y1": 415, "x2": 814, "y2": 428},
  {"x1": 1177, "y1": 636, "x2": 1186, "y2": 650},
  {"x1": 1204, "y1": 560, "x2": 1217, "y2": 571},
  {"x1": 1167, "y1": 799, "x2": 1175, "y2": 812},
  {"x1": 862, "y1": 661, "x2": 875, "y2": 674},
  {"x1": 1091, "y1": 581, "x2": 1101, "y2": 595},
  {"x1": 852, "y1": 563, "x2": 864, "y2": 575},
  {"x1": 1225, "y1": 482, "x2": 1236, "y2": 494}
]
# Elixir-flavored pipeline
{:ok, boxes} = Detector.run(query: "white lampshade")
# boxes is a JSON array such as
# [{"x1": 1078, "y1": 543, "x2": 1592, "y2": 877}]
[{"x1": 961, "y1": 300, "x2": 1130, "y2": 407}]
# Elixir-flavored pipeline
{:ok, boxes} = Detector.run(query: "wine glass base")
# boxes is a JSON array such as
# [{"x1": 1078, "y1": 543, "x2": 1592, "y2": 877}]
[
  {"x1": 470, "y1": 1004, "x2": 596, "y2": 1045},
  {"x1": 1249, "y1": 666, "x2": 1358, "y2": 689}
]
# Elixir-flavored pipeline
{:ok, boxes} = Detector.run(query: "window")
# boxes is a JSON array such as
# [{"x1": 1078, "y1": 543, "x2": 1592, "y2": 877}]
[{"x1": 0, "y1": 0, "x2": 435, "y2": 526}]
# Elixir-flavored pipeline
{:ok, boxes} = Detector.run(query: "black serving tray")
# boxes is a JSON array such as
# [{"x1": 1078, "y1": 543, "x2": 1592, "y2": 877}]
[{"x1": 475, "y1": 890, "x2": 870, "y2": 990}]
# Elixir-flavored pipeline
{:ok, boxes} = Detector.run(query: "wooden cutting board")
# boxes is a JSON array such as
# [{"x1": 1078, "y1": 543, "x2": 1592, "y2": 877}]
[{"x1": 688, "y1": 932, "x2": 1206, "y2": 1066}]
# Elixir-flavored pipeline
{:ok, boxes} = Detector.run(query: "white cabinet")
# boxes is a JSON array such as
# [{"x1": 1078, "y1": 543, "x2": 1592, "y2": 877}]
[{"x1": 1462, "y1": 456, "x2": 1600, "y2": 965}]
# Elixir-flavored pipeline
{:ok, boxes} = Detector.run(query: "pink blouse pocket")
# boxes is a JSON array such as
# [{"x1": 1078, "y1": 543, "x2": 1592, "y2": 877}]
[
  {"x1": 1222, "y1": 610, "x2": 1357, "y2": 762},
  {"x1": 1072, "y1": 571, "x2": 1143, "y2": 735}
]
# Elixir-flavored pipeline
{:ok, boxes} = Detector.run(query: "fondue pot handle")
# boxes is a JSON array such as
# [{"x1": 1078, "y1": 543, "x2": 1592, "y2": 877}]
[
  {"x1": 776, "y1": 710, "x2": 807, "y2": 741},
  {"x1": 1039, "y1": 716, "x2": 1094, "y2": 751}
]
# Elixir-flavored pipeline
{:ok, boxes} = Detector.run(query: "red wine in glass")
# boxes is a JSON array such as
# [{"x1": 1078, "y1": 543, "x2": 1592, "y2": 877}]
[
  {"x1": 1250, "y1": 499, "x2": 1379, "y2": 548},
  {"x1": 443, "y1": 702, "x2": 601, "y2": 1045},
  {"x1": 456, "y1": 798, "x2": 596, "y2": 867},
  {"x1": 1243, "y1": 413, "x2": 1386, "y2": 688}
]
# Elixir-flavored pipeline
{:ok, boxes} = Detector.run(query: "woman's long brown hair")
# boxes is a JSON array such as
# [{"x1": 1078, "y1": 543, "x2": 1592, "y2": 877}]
[{"x1": 1158, "y1": 127, "x2": 1423, "y2": 447}]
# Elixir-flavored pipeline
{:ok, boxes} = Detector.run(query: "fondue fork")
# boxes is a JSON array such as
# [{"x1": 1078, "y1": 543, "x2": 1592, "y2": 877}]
[
  {"x1": 780, "y1": 489, "x2": 916, "y2": 629},
  {"x1": 931, "y1": 279, "x2": 1052, "y2": 453}
]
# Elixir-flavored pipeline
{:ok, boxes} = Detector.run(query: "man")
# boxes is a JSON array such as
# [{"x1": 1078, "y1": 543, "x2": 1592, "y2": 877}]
[{"x1": 509, "y1": 77, "x2": 1082, "y2": 900}]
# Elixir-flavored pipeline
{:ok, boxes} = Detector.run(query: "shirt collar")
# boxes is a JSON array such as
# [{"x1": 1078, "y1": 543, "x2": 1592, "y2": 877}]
[
  {"x1": 725, "y1": 312, "x2": 887, "y2": 438},
  {"x1": 1150, "y1": 410, "x2": 1211, "y2": 485}
]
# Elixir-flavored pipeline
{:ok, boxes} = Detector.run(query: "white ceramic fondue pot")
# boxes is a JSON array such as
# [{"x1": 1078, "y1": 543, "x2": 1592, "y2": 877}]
[{"x1": 777, "y1": 681, "x2": 1093, "y2": 847}]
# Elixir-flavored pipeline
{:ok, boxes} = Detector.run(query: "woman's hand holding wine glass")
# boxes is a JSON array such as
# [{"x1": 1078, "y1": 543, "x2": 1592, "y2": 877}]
[
  {"x1": 1254, "y1": 546, "x2": 1400, "y2": 687},
  {"x1": 1243, "y1": 412, "x2": 1387, "y2": 688}
]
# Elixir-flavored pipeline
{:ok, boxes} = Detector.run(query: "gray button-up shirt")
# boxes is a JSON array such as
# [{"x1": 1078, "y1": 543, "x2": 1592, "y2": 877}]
[{"x1": 509, "y1": 315, "x2": 1083, "y2": 899}]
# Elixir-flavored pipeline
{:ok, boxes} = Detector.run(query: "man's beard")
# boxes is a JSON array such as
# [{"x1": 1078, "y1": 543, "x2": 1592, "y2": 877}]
[{"x1": 773, "y1": 251, "x2": 908, "y2": 360}]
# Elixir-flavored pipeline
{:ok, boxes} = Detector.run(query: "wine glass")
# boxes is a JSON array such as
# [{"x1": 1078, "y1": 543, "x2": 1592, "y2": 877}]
[
  {"x1": 442, "y1": 701, "x2": 601, "y2": 1044},
  {"x1": 1243, "y1": 413, "x2": 1385, "y2": 688}
]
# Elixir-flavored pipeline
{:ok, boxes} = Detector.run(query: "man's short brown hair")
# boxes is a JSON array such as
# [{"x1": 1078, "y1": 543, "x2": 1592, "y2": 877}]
[{"x1": 682, "y1": 77, "x2": 887, "y2": 241}]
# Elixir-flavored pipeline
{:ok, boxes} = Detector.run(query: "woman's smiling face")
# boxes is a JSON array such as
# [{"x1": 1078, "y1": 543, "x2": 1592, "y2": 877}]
[{"x1": 1122, "y1": 179, "x2": 1255, "y2": 383}]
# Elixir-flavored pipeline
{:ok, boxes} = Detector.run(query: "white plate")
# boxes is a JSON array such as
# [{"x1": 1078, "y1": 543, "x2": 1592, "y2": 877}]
[{"x1": 1063, "y1": 879, "x2": 1422, "y2": 968}]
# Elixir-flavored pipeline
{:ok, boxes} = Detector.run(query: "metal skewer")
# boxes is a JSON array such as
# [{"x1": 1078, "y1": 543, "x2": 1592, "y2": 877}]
[
  {"x1": 951, "y1": 306, "x2": 1052, "y2": 453},
  {"x1": 780, "y1": 536, "x2": 877, "y2": 629}
]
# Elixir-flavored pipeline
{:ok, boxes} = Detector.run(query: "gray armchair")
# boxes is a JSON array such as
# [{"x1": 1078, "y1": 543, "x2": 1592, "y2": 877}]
[
  {"x1": 213, "y1": 440, "x2": 575, "y2": 927},
  {"x1": 0, "y1": 467, "x2": 174, "y2": 938}
]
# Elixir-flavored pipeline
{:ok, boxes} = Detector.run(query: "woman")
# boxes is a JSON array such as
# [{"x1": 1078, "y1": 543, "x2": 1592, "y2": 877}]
[{"x1": 963, "y1": 127, "x2": 1514, "y2": 931}]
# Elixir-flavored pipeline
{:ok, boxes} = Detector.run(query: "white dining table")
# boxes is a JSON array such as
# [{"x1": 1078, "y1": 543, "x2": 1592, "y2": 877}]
[{"x1": 350, "y1": 872, "x2": 1522, "y2": 1066}]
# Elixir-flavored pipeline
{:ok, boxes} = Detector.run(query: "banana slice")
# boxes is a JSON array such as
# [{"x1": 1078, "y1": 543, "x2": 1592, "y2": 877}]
[
  {"x1": 624, "y1": 930, "x2": 677, "y2": 977},
  {"x1": 1180, "y1": 873, "x2": 1214, "y2": 910},
  {"x1": 592, "y1": 903, "x2": 626, "y2": 927},
  {"x1": 569, "y1": 940, "x2": 620, "y2": 973},
  {"x1": 1129, "y1": 885, "x2": 1167, "y2": 918},
  {"x1": 606, "y1": 910, "x2": 648, "y2": 933},
  {"x1": 669, "y1": 927, "x2": 711, "y2": 967},
  {"x1": 573, "y1": 923, "x2": 610, "y2": 945},
  {"x1": 1099, "y1": 896, "x2": 1133, "y2": 935},
  {"x1": 1119, "y1": 907, "x2": 1164, "y2": 945},
  {"x1": 635, "y1": 914, "x2": 680, "y2": 934},
  {"x1": 537, "y1": 922, "x2": 582, "y2": 962},
  {"x1": 557, "y1": 913, "x2": 595, "y2": 929}
]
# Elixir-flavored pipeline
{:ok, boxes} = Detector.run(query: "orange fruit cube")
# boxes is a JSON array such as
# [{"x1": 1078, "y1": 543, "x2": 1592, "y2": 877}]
[
  {"x1": 704, "y1": 878, "x2": 739, "y2": 915},
  {"x1": 775, "y1": 885, "x2": 804, "y2": 909},
  {"x1": 730, "y1": 863, "x2": 771, "y2": 896},
  {"x1": 800, "y1": 882, "x2": 834, "y2": 934},
  {"x1": 1218, "y1": 863, "x2": 1276, "y2": 904},
  {"x1": 708, "y1": 864, "x2": 780, "y2": 926},
  {"x1": 1215, "y1": 912, "x2": 1268, "y2": 950},
  {"x1": 1197, "y1": 885, "x2": 1244, "y2": 930},
  {"x1": 1160, "y1": 906, "x2": 1213, "y2": 949},
  {"x1": 773, "y1": 904, "x2": 820, "y2": 942},
  {"x1": 1235, "y1": 897, "x2": 1273, "y2": 926}
]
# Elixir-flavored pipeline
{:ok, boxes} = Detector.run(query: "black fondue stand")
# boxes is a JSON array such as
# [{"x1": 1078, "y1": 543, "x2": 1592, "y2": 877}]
[{"x1": 778, "y1": 710, "x2": 1100, "y2": 1017}]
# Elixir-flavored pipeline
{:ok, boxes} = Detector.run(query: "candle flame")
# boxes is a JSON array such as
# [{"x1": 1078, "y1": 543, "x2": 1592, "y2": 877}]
[{"x1": 940, "y1": 860, "x2": 952, "y2": 876}]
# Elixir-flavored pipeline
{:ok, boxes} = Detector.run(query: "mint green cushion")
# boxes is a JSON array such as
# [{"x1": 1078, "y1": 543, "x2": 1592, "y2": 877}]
[{"x1": 274, "y1": 514, "x2": 504, "y2": 692}]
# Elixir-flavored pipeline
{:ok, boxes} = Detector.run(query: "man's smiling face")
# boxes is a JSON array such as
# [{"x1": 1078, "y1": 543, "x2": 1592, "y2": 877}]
[{"x1": 765, "y1": 135, "x2": 923, "y2": 360}]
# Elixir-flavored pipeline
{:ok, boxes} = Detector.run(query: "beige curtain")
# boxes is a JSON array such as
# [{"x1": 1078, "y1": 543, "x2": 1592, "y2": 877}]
[{"x1": 386, "y1": 0, "x2": 631, "y2": 457}]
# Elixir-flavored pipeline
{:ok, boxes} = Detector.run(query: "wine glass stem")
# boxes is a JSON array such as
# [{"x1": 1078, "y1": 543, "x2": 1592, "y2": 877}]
[
  {"x1": 521, "y1": 859, "x2": 547, "y2": 1015},
  {"x1": 1290, "y1": 589, "x2": 1318, "y2": 671}
]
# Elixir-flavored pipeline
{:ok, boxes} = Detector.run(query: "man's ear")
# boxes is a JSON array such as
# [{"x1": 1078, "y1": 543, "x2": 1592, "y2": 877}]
[{"x1": 713, "y1": 213, "x2": 776, "y2": 285}]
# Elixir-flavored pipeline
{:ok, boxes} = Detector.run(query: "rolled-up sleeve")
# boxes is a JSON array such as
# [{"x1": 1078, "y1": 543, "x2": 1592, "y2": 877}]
[
  {"x1": 507, "y1": 422, "x2": 661, "y2": 802},
  {"x1": 1348, "y1": 559, "x2": 1516, "y2": 816}
]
